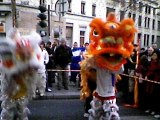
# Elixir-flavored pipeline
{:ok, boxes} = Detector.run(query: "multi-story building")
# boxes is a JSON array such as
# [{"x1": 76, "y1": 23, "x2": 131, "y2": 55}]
[
  {"x1": 64, "y1": 0, "x2": 160, "y2": 48},
  {"x1": 0, "y1": 0, "x2": 160, "y2": 48},
  {"x1": 0, "y1": 0, "x2": 66, "y2": 42},
  {"x1": 0, "y1": 0, "x2": 39, "y2": 40}
]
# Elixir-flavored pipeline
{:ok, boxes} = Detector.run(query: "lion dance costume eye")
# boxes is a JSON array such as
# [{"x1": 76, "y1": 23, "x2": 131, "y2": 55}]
[{"x1": 80, "y1": 12, "x2": 137, "y2": 120}]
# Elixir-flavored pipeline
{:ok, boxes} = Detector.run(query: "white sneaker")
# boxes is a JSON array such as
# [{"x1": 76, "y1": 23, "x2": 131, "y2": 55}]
[
  {"x1": 40, "y1": 93, "x2": 44, "y2": 97},
  {"x1": 151, "y1": 111, "x2": 155, "y2": 115},
  {"x1": 83, "y1": 113, "x2": 89, "y2": 118},
  {"x1": 70, "y1": 81, "x2": 76, "y2": 86},
  {"x1": 145, "y1": 109, "x2": 150, "y2": 113},
  {"x1": 154, "y1": 114, "x2": 160, "y2": 118},
  {"x1": 47, "y1": 88, "x2": 52, "y2": 92}
]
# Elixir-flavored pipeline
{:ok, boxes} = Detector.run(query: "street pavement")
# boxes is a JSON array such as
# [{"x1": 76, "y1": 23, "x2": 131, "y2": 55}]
[
  {"x1": 0, "y1": 82, "x2": 158, "y2": 120},
  {"x1": 32, "y1": 82, "x2": 159, "y2": 120},
  {"x1": 28, "y1": 99, "x2": 158, "y2": 120},
  {"x1": 34, "y1": 82, "x2": 80, "y2": 100}
]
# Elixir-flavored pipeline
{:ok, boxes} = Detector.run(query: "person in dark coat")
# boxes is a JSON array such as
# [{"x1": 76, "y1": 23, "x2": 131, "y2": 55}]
[
  {"x1": 135, "y1": 54, "x2": 149, "y2": 109},
  {"x1": 54, "y1": 38, "x2": 73, "y2": 90},
  {"x1": 45, "y1": 41, "x2": 55, "y2": 87},
  {"x1": 145, "y1": 51, "x2": 160, "y2": 116}
]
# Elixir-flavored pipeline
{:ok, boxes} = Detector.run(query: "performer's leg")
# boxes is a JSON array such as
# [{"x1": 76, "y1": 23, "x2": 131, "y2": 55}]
[
  {"x1": 88, "y1": 97, "x2": 120, "y2": 120},
  {"x1": 47, "y1": 71, "x2": 53, "y2": 87},
  {"x1": 36, "y1": 72, "x2": 46, "y2": 96},
  {"x1": 70, "y1": 63, "x2": 77, "y2": 84},
  {"x1": 16, "y1": 98, "x2": 30, "y2": 120},
  {"x1": 88, "y1": 97, "x2": 103, "y2": 120},
  {"x1": 27, "y1": 73, "x2": 38, "y2": 99},
  {"x1": 103, "y1": 99, "x2": 120, "y2": 120},
  {"x1": 56, "y1": 65, "x2": 63, "y2": 90},
  {"x1": 62, "y1": 66, "x2": 69, "y2": 90},
  {"x1": 70, "y1": 71, "x2": 77, "y2": 84},
  {"x1": 0, "y1": 98, "x2": 15, "y2": 120}
]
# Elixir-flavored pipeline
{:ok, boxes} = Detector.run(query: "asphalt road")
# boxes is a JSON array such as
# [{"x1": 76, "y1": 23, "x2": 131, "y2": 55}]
[
  {"x1": 27, "y1": 99, "x2": 158, "y2": 120},
  {"x1": 28, "y1": 99, "x2": 85, "y2": 120}
]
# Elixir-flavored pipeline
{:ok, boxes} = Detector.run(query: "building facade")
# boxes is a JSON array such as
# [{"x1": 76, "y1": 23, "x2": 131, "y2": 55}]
[
  {"x1": 63, "y1": 0, "x2": 160, "y2": 48},
  {"x1": 0, "y1": 0, "x2": 66, "y2": 42},
  {"x1": 0, "y1": 0, "x2": 160, "y2": 48}
]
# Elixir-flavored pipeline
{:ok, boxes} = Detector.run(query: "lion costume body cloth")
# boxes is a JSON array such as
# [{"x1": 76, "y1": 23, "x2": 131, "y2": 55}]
[
  {"x1": 0, "y1": 29, "x2": 44, "y2": 120},
  {"x1": 80, "y1": 12, "x2": 137, "y2": 120}
]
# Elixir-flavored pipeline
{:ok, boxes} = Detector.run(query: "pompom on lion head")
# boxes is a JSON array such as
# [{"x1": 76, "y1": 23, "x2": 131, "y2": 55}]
[{"x1": 88, "y1": 12, "x2": 137, "y2": 71}]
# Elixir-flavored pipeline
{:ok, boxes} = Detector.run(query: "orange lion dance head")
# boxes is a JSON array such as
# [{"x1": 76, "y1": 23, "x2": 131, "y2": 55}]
[{"x1": 88, "y1": 12, "x2": 137, "y2": 71}]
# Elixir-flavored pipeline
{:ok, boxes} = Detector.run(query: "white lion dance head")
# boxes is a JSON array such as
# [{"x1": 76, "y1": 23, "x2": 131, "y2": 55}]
[{"x1": 0, "y1": 28, "x2": 44, "y2": 100}]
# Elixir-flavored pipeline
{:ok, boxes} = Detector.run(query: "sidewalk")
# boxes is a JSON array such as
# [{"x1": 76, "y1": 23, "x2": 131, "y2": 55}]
[{"x1": 34, "y1": 82, "x2": 81, "y2": 100}]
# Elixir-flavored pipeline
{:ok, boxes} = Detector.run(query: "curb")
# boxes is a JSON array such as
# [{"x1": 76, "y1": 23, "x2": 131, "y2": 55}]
[
  {"x1": 33, "y1": 94, "x2": 80, "y2": 100},
  {"x1": 33, "y1": 84, "x2": 81, "y2": 100}
]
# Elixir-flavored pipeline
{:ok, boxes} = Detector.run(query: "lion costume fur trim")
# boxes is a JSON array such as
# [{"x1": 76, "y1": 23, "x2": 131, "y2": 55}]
[{"x1": 80, "y1": 56, "x2": 96, "y2": 100}]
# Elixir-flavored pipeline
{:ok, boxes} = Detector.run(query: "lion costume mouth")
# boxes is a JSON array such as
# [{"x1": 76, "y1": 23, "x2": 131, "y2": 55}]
[
  {"x1": 94, "y1": 49, "x2": 126, "y2": 71},
  {"x1": 100, "y1": 53, "x2": 123, "y2": 63}
]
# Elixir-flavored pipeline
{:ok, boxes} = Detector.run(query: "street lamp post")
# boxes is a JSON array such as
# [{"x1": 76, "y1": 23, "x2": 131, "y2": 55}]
[
  {"x1": 48, "y1": 5, "x2": 51, "y2": 37},
  {"x1": 58, "y1": 1, "x2": 62, "y2": 40}
]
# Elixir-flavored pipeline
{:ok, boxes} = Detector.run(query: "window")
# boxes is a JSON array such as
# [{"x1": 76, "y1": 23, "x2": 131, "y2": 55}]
[
  {"x1": 132, "y1": 14, "x2": 136, "y2": 21},
  {"x1": 138, "y1": 16, "x2": 142, "y2": 27},
  {"x1": 138, "y1": 33, "x2": 141, "y2": 40},
  {"x1": 147, "y1": 34, "x2": 149, "y2": 46},
  {"x1": 132, "y1": 0, "x2": 137, "y2": 9},
  {"x1": 66, "y1": 26, "x2": 73, "y2": 46},
  {"x1": 128, "y1": 12, "x2": 131, "y2": 18},
  {"x1": 152, "y1": 19, "x2": 155, "y2": 30},
  {"x1": 145, "y1": 5, "x2": 148, "y2": 14},
  {"x1": 68, "y1": 0, "x2": 72, "y2": 12},
  {"x1": 153, "y1": 8, "x2": 156, "y2": 15},
  {"x1": 152, "y1": 35, "x2": 154, "y2": 44},
  {"x1": 144, "y1": 34, "x2": 149, "y2": 47},
  {"x1": 106, "y1": 7, "x2": 115, "y2": 16},
  {"x1": 120, "y1": 11, "x2": 125, "y2": 21},
  {"x1": 157, "y1": 36, "x2": 160, "y2": 43},
  {"x1": 158, "y1": 21, "x2": 160, "y2": 31},
  {"x1": 138, "y1": 33, "x2": 142, "y2": 46},
  {"x1": 139, "y1": 2, "x2": 143, "y2": 12},
  {"x1": 148, "y1": 6, "x2": 151, "y2": 14},
  {"x1": 81, "y1": 2, "x2": 85, "y2": 14},
  {"x1": 40, "y1": 0, "x2": 45, "y2": 5},
  {"x1": 144, "y1": 34, "x2": 146, "y2": 46},
  {"x1": 144, "y1": 17, "x2": 147, "y2": 28},
  {"x1": 92, "y1": 4, "x2": 96, "y2": 16},
  {"x1": 80, "y1": 31, "x2": 85, "y2": 47},
  {"x1": 145, "y1": 5, "x2": 151, "y2": 14},
  {"x1": 148, "y1": 18, "x2": 150, "y2": 28}
]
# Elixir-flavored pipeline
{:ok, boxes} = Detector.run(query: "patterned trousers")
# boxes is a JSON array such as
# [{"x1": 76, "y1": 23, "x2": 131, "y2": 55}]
[
  {"x1": 0, "y1": 98, "x2": 29, "y2": 120},
  {"x1": 88, "y1": 95, "x2": 120, "y2": 120}
]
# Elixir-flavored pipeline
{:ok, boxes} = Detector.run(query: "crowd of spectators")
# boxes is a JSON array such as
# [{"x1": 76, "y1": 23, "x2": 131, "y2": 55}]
[
  {"x1": 36, "y1": 38, "x2": 160, "y2": 119},
  {"x1": 117, "y1": 43, "x2": 160, "y2": 119},
  {"x1": 36, "y1": 38, "x2": 89, "y2": 93}
]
